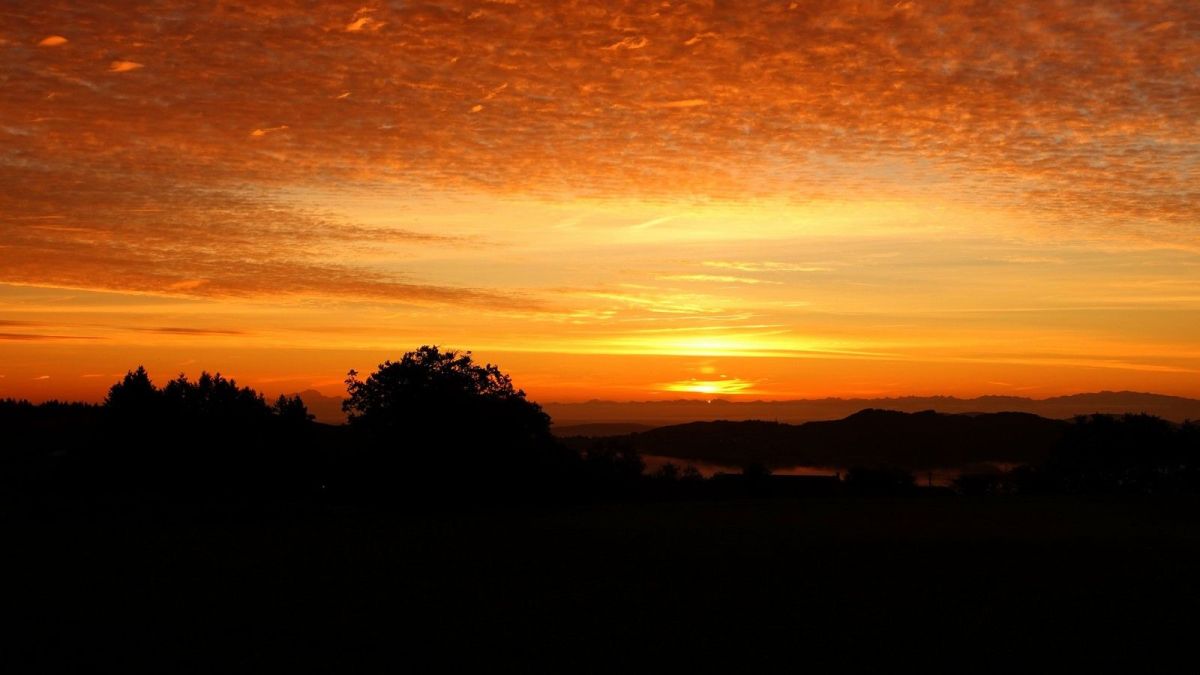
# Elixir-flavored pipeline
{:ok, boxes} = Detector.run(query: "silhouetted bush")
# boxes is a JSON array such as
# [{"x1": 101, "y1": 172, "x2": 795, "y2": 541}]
[
  {"x1": 579, "y1": 436, "x2": 645, "y2": 497},
  {"x1": 642, "y1": 461, "x2": 709, "y2": 500},
  {"x1": 953, "y1": 472, "x2": 1003, "y2": 496},
  {"x1": 741, "y1": 462, "x2": 772, "y2": 480},
  {"x1": 0, "y1": 398, "x2": 102, "y2": 499},
  {"x1": 654, "y1": 462, "x2": 681, "y2": 481},
  {"x1": 845, "y1": 466, "x2": 916, "y2": 495},
  {"x1": 1038, "y1": 414, "x2": 1196, "y2": 495}
]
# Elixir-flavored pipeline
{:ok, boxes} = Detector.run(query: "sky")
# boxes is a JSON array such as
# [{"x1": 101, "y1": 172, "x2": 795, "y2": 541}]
[{"x1": 2, "y1": 0, "x2": 1199, "y2": 403}]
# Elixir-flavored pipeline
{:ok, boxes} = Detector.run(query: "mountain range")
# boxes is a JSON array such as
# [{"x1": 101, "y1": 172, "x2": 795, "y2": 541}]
[
  {"x1": 294, "y1": 390, "x2": 1200, "y2": 428},
  {"x1": 568, "y1": 409, "x2": 1068, "y2": 472},
  {"x1": 544, "y1": 391, "x2": 1200, "y2": 430}
]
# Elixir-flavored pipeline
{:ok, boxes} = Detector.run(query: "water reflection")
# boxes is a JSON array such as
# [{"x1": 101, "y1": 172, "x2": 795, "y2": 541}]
[{"x1": 643, "y1": 455, "x2": 1018, "y2": 487}]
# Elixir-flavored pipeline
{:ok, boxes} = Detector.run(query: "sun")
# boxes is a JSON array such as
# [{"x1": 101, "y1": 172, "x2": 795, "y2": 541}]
[{"x1": 660, "y1": 378, "x2": 756, "y2": 396}]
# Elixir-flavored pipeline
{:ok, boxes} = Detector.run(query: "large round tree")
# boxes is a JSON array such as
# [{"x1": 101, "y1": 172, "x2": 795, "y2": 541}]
[{"x1": 342, "y1": 346, "x2": 563, "y2": 488}]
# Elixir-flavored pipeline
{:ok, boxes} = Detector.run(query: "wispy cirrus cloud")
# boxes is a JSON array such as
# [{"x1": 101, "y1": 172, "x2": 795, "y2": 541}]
[
  {"x1": 5, "y1": 0, "x2": 1197, "y2": 234},
  {"x1": 658, "y1": 274, "x2": 781, "y2": 285},
  {"x1": 107, "y1": 60, "x2": 142, "y2": 73},
  {"x1": 0, "y1": 163, "x2": 515, "y2": 307},
  {"x1": 702, "y1": 261, "x2": 833, "y2": 273},
  {"x1": 0, "y1": 332, "x2": 100, "y2": 341},
  {"x1": 133, "y1": 327, "x2": 247, "y2": 336}
]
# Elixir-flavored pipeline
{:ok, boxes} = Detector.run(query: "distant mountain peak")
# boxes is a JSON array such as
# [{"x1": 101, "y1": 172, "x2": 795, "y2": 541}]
[{"x1": 289, "y1": 390, "x2": 347, "y2": 425}]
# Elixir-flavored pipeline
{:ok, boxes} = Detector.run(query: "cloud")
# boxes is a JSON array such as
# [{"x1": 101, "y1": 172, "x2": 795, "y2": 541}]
[
  {"x1": 250, "y1": 125, "x2": 290, "y2": 137},
  {"x1": 684, "y1": 32, "x2": 718, "y2": 46},
  {"x1": 5, "y1": 0, "x2": 1196, "y2": 239},
  {"x1": 646, "y1": 99, "x2": 708, "y2": 109},
  {"x1": 0, "y1": 163, "x2": 515, "y2": 308},
  {"x1": 659, "y1": 274, "x2": 781, "y2": 285},
  {"x1": 629, "y1": 216, "x2": 675, "y2": 230},
  {"x1": 3, "y1": 0, "x2": 1199, "y2": 315},
  {"x1": 38, "y1": 35, "x2": 68, "y2": 47},
  {"x1": 108, "y1": 60, "x2": 143, "y2": 73},
  {"x1": 603, "y1": 36, "x2": 648, "y2": 50},
  {"x1": 582, "y1": 289, "x2": 725, "y2": 316},
  {"x1": 133, "y1": 327, "x2": 247, "y2": 336},
  {"x1": 0, "y1": 332, "x2": 100, "y2": 341},
  {"x1": 660, "y1": 378, "x2": 757, "y2": 395},
  {"x1": 703, "y1": 261, "x2": 833, "y2": 273},
  {"x1": 994, "y1": 256, "x2": 1066, "y2": 265},
  {"x1": 166, "y1": 280, "x2": 209, "y2": 291},
  {"x1": 345, "y1": 8, "x2": 385, "y2": 32}
]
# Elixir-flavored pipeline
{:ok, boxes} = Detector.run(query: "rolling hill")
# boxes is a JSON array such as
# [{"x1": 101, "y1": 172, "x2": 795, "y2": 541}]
[
  {"x1": 568, "y1": 409, "x2": 1071, "y2": 472},
  {"x1": 544, "y1": 391, "x2": 1200, "y2": 427}
]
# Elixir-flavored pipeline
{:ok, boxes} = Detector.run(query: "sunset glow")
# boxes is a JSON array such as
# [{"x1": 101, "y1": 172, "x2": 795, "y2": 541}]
[
  {"x1": 2, "y1": 1, "x2": 1198, "y2": 403},
  {"x1": 661, "y1": 378, "x2": 757, "y2": 396}
]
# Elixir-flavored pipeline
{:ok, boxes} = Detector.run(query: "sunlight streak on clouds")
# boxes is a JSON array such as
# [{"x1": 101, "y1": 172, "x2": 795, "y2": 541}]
[
  {"x1": 108, "y1": 60, "x2": 143, "y2": 73},
  {"x1": 661, "y1": 378, "x2": 757, "y2": 396}
]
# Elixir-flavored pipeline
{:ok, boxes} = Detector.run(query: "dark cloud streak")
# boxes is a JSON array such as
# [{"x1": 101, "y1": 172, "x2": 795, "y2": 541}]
[
  {"x1": 0, "y1": 332, "x2": 101, "y2": 341},
  {"x1": 133, "y1": 327, "x2": 247, "y2": 336}
]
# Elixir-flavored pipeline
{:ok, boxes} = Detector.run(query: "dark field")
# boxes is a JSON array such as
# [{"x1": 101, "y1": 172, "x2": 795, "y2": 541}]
[{"x1": 12, "y1": 496, "x2": 1200, "y2": 670}]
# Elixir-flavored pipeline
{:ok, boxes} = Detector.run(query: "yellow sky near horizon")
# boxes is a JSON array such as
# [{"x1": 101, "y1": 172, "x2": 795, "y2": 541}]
[{"x1": 2, "y1": 1, "x2": 1198, "y2": 403}]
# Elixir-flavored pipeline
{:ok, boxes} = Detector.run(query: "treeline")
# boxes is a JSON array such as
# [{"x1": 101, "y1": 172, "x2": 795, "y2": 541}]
[
  {"x1": 3, "y1": 367, "x2": 330, "y2": 504},
  {"x1": 953, "y1": 413, "x2": 1200, "y2": 496},
  {"x1": 1, "y1": 348, "x2": 688, "y2": 506},
  {"x1": 3, "y1": 347, "x2": 1200, "y2": 507}
]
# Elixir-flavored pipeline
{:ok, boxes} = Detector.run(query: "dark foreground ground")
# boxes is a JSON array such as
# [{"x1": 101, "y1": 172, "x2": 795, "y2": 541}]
[{"x1": 10, "y1": 496, "x2": 1200, "y2": 670}]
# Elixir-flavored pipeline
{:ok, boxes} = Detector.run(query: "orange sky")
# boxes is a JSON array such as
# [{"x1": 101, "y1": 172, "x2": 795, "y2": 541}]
[{"x1": 2, "y1": 1, "x2": 1199, "y2": 403}]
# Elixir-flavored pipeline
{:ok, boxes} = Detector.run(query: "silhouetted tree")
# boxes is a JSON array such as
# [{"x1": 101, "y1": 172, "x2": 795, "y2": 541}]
[
  {"x1": 845, "y1": 466, "x2": 916, "y2": 495},
  {"x1": 161, "y1": 371, "x2": 273, "y2": 425},
  {"x1": 581, "y1": 436, "x2": 645, "y2": 488},
  {"x1": 340, "y1": 346, "x2": 570, "y2": 499},
  {"x1": 654, "y1": 462, "x2": 681, "y2": 481},
  {"x1": 0, "y1": 398, "x2": 102, "y2": 498},
  {"x1": 274, "y1": 394, "x2": 315, "y2": 425},
  {"x1": 646, "y1": 461, "x2": 707, "y2": 499},
  {"x1": 741, "y1": 462, "x2": 772, "y2": 481},
  {"x1": 86, "y1": 367, "x2": 319, "y2": 501},
  {"x1": 344, "y1": 346, "x2": 549, "y2": 441},
  {"x1": 1005, "y1": 464, "x2": 1049, "y2": 495},
  {"x1": 1042, "y1": 414, "x2": 1186, "y2": 494},
  {"x1": 953, "y1": 472, "x2": 1002, "y2": 496},
  {"x1": 104, "y1": 366, "x2": 160, "y2": 418}
]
